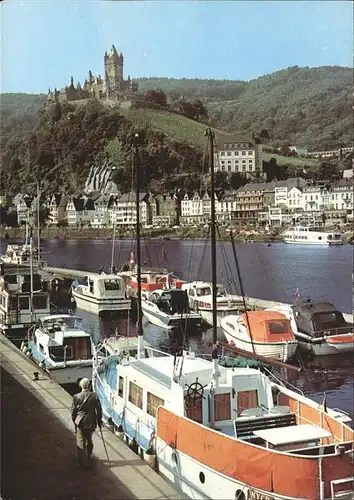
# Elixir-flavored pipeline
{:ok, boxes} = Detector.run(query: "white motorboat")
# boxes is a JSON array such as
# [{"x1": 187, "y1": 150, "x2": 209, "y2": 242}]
[
  {"x1": 283, "y1": 226, "x2": 344, "y2": 245},
  {"x1": 267, "y1": 301, "x2": 354, "y2": 356},
  {"x1": 182, "y1": 281, "x2": 245, "y2": 326},
  {"x1": 26, "y1": 314, "x2": 93, "y2": 385},
  {"x1": 71, "y1": 273, "x2": 131, "y2": 315},
  {"x1": 141, "y1": 288, "x2": 203, "y2": 330},
  {"x1": 0, "y1": 270, "x2": 51, "y2": 339},
  {"x1": 220, "y1": 310, "x2": 298, "y2": 362}
]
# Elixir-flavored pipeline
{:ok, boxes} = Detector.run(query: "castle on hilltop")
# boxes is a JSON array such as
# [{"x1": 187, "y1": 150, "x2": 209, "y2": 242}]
[{"x1": 47, "y1": 45, "x2": 139, "y2": 106}]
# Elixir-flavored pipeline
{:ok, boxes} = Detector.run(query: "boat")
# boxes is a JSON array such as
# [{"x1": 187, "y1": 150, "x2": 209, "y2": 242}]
[
  {"x1": 71, "y1": 273, "x2": 131, "y2": 315},
  {"x1": 0, "y1": 268, "x2": 51, "y2": 339},
  {"x1": 220, "y1": 310, "x2": 298, "y2": 362},
  {"x1": 181, "y1": 281, "x2": 246, "y2": 326},
  {"x1": 120, "y1": 267, "x2": 184, "y2": 300},
  {"x1": 26, "y1": 314, "x2": 93, "y2": 384},
  {"x1": 92, "y1": 130, "x2": 354, "y2": 500},
  {"x1": 268, "y1": 301, "x2": 354, "y2": 356},
  {"x1": 283, "y1": 226, "x2": 344, "y2": 245},
  {"x1": 0, "y1": 242, "x2": 44, "y2": 269},
  {"x1": 141, "y1": 287, "x2": 203, "y2": 330}
]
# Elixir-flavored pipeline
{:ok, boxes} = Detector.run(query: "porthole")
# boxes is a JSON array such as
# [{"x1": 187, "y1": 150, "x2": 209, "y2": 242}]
[{"x1": 199, "y1": 471, "x2": 205, "y2": 484}]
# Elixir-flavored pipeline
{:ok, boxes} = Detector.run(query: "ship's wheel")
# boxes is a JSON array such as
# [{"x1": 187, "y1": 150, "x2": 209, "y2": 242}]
[{"x1": 185, "y1": 377, "x2": 207, "y2": 401}]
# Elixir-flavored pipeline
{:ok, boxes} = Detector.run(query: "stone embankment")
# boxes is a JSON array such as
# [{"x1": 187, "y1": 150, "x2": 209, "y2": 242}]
[
  {"x1": 0, "y1": 334, "x2": 185, "y2": 500},
  {"x1": 1, "y1": 226, "x2": 353, "y2": 243}
]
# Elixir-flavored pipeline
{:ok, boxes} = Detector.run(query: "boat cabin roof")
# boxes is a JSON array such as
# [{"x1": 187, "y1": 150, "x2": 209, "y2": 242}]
[
  {"x1": 41, "y1": 314, "x2": 82, "y2": 322},
  {"x1": 128, "y1": 353, "x2": 259, "y2": 390},
  {"x1": 239, "y1": 311, "x2": 294, "y2": 341},
  {"x1": 292, "y1": 302, "x2": 338, "y2": 319},
  {"x1": 152, "y1": 288, "x2": 186, "y2": 297},
  {"x1": 88, "y1": 273, "x2": 124, "y2": 282}
]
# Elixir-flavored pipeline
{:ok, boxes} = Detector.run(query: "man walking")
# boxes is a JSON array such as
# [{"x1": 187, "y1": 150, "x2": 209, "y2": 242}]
[{"x1": 71, "y1": 378, "x2": 103, "y2": 467}]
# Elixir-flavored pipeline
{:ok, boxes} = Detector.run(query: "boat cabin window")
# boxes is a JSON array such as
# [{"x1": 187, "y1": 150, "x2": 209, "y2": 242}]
[
  {"x1": 196, "y1": 287, "x2": 211, "y2": 297},
  {"x1": 118, "y1": 376, "x2": 124, "y2": 397},
  {"x1": 64, "y1": 338, "x2": 91, "y2": 359},
  {"x1": 19, "y1": 297, "x2": 29, "y2": 310},
  {"x1": 147, "y1": 392, "x2": 165, "y2": 417},
  {"x1": 104, "y1": 279, "x2": 121, "y2": 291},
  {"x1": 32, "y1": 296, "x2": 47, "y2": 310},
  {"x1": 89, "y1": 279, "x2": 94, "y2": 294},
  {"x1": 129, "y1": 381, "x2": 143, "y2": 409},
  {"x1": 185, "y1": 394, "x2": 203, "y2": 423},
  {"x1": 4, "y1": 275, "x2": 17, "y2": 284},
  {"x1": 237, "y1": 390, "x2": 259, "y2": 416},
  {"x1": 313, "y1": 312, "x2": 345, "y2": 332},
  {"x1": 210, "y1": 393, "x2": 231, "y2": 421},
  {"x1": 225, "y1": 321, "x2": 235, "y2": 330},
  {"x1": 10, "y1": 296, "x2": 17, "y2": 309},
  {"x1": 49, "y1": 345, "x2": 68, "y2": 361},
  {"x1": 267, "y1": 320, "x2": 289, "y2": 334}
]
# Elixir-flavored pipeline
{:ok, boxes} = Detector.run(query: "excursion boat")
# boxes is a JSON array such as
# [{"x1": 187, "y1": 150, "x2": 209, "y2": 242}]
[
  {"x1": 269, "y1": 301, "x2": 354, "y2": 356},
  {"x1": 0, "y1": 270, "x2": 51, "y2": 339},
  {"x1": 26, "y1": 314, "x2": 93, "y2": 385},
  {"x1": 141, "y1": 288, "x2": 203, "y2": 330},
  {"x1": 93, "y1": 345, "x2": 354, "y2": 500},
  {"x1": 71, "y1": 273, "x2": 131, "y2": 315},
  {"x1": 220, "y1": 311, "x2": 298, "y2": 362},
  {"x1": 182, "y1": 281, "x2": 246, "y2": 327},
  {"x1": 283, "y1": 226, "x2": 344, "y2": 245}
]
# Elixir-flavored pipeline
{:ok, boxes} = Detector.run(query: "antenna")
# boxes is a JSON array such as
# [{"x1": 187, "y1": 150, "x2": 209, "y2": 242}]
[{"x1": 29, "y1": 237, "x2": 34, "y2": 324}]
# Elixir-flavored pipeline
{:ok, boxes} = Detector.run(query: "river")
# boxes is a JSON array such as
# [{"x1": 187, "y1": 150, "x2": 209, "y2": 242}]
[{"x1": 3, "y1": 237, "x2": 354, "y2": 420}]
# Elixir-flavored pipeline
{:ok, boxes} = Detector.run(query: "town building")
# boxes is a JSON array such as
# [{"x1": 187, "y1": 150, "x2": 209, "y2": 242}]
[{"x1": 214, "y1": 136, "x2": 265, "y2": 180}]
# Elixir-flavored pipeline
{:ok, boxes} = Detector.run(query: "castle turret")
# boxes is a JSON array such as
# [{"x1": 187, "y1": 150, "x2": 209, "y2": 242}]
[{"x1": 105, "y1": 44, "x2": 123, "y2": 93}]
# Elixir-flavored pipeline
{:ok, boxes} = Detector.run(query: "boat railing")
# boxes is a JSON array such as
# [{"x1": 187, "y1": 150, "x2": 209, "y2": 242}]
[
  {"x1": 263, "y1": 366, "x2": 305, "y2": 396},
  {"x1": 311, "y1": 325, "x2": 353, "y2": 338}
]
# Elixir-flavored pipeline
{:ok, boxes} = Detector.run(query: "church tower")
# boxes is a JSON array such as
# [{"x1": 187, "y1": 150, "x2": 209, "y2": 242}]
[{"x1": 104, "y1": 45, "x2": 123, "y2": 95}]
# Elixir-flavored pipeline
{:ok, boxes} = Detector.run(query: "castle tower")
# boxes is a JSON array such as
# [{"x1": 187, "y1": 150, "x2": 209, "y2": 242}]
[{"x1": 104, "y1": 45, "x2": 123, "y2": 95}]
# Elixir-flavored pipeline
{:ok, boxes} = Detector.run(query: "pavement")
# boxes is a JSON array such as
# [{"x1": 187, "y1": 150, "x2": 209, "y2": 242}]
[{"x1": 0, "y1": 334, "x2": 185, "y2": 500}]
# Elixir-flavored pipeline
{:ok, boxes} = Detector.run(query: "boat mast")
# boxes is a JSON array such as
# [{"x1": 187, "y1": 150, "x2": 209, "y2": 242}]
[
  {"x1": 205, "y1": 128, "x2": 219, "y2": 386},
  {"x1": 134, "y1": 133, "x2": 144, "y2": 358},
  {"x1": 29, "y1": 236, "x2": 34, "y2": 323},
  {"x1": 37, "y1": 183, "x2": 41, "y2": 268},
  {"x1": 110, "y1": 220, "x2": 116, "y2": 273}
]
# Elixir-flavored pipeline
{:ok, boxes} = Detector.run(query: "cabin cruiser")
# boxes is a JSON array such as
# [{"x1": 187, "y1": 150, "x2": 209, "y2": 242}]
[
  {"x1": 0, "y1": 243, "x2": 45, "y2": 269},
  {"x1": 26, "y1": 314, "x2": 93, "y2": 385},
  {"x1": 120, "y1": 268, "x2": 184, "y2": 300},
  {"x1": 0, "y1": 271, "x2": 51, "y2": 339},
  {"x1": 141, "y1": 288, "x2": 202, "y2": 330},
  {"x1": 182, "y1": 281, "x2": 245, "y2": 326},
  {"x1": 71, "y1": 273, "x2": 131, "y2": 315},
  {"x1": 267, "y1": 301, "x2": 354, "y2": 356},
  {"x1": 283, "y1": 226, "x2": 344, "y2": 245},
  {"x1": 93, "y1": 345, "x2": 354, "y2": 500},
  {"x1": 220, "y1": 311, "x2": 298, "y2": 362}
]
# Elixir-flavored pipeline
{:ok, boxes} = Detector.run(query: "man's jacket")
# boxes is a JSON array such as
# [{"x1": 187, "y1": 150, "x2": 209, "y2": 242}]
[{"x1": 71, "y1": 390, "x2": 103, "y2": 431}]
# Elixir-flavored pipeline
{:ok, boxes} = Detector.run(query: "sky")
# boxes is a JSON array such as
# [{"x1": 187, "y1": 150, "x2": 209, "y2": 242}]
[{"x1": 0, "y1": 0, "x2": 352, "y2": 93}]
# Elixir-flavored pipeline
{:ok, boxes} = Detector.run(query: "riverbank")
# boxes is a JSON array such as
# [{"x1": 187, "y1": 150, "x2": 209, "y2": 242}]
[
  {"x1": 1, "y1": 226, "x2": 353, "y2": 243},
  {"x1": 0, "y1": 226, "x2": 283, "y2": 242}
]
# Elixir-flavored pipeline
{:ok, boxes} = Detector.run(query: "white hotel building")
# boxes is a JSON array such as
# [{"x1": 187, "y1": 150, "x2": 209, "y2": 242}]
[{"x1": 214, "y1": 136, "x2": 265, "y2": 180}]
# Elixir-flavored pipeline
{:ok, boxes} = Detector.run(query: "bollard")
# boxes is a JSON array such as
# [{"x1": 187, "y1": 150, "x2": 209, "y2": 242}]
[{"x1": 33, "y1": 372, "x2": 39, "y2": 381}]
